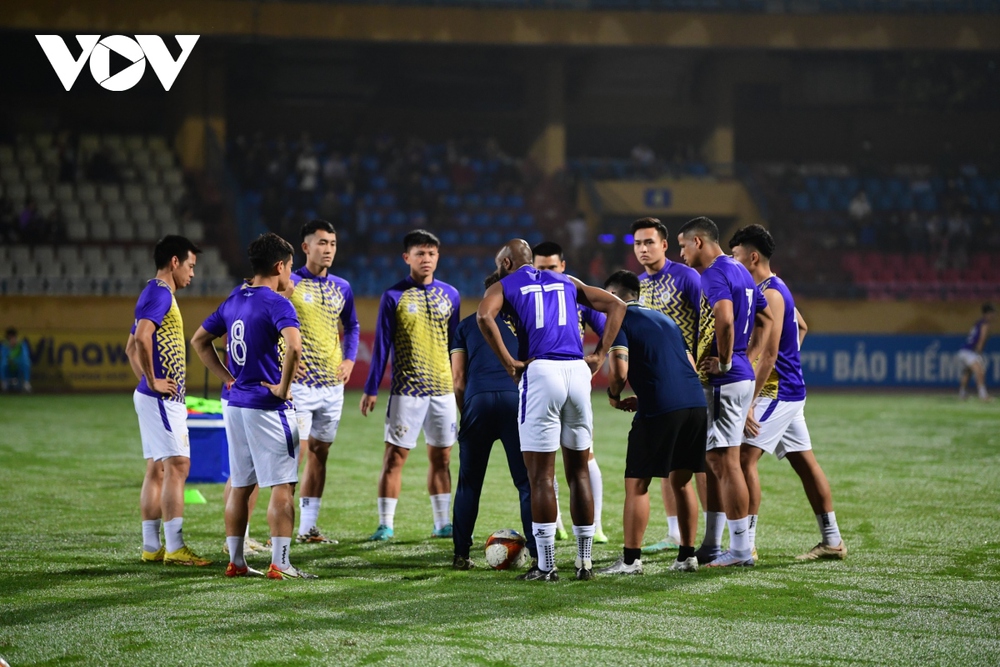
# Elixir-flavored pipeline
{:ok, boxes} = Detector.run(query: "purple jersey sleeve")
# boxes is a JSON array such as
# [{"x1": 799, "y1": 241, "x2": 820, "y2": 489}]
[
  {"x1": 363, "y1": 289, "x2": 398, "y2": 396},
  {"x1": 583, "y1": 305, "x2": 607, "y2": 337},
  {"x1": 271, "y1": 296, "x2": 300, "y2": 332},
  {"x1": 202, "y1": 307, "x2": 227, "y2": 337},
  {"x1": 448, "y1": 287, "x2": 462, "y2": 348},
  {"x1": 134, "y1": 284, "x2": 172, "y2": 328},
  {"x1": 680, "y1": 267, "x2": 701, "y2": 320},
  {"x1": 754, "y1": 284, "x2": 769, "y2": 314},
  {"x1": 340, "y1": 283, "x2": 361, "y2": 363},
  {"x1": 702, "y1": 267, "x2": 731, "y2": 308}
]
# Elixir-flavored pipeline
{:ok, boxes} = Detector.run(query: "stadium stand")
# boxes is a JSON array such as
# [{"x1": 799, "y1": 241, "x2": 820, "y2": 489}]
[
  {"x1": 0, "y1": 132, "x2": 233, "y2": 297},
  {"x1": 229, "y1": 134, "x2": 552, "y2": 296}
]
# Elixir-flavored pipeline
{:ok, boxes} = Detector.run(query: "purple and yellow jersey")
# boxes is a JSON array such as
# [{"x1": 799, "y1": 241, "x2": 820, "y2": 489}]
[
  {"x1": 757, "y1": 275, "x2": 806, "y2": 402},
  {"x1": 363, "y1": 276, "x2": 461, "y2": 397},
  {"x1": 500, "y1": 266, "x2": 584, "y2": 361},
  {"x1": 962, "y1": 318, "x2": 989, "y2": 351},
  {"x1": 697, "y1": 255, "x2": 768, "y2": 387},
  {"x1": 202, "y1": 286, "x2": 300, "y2": 411},
  {"x1": 579, "y1": 304, "x2": 606, "y2": 340},
  {"x1": 219, "y1": 281, "x2": 251, "y2": 402},
  {"x1": 638, "y1": 259, "x2": 701, "y2": 352},
  {"x1": 289, "y1": 267, "x2": 360, "y2": 388},
  {"x1": 132, "y1": 279, "x2": 186, "y2": 404}
]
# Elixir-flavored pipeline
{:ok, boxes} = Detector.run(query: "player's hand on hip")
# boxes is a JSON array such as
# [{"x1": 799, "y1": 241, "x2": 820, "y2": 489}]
[
  {"x1": 151, "y1": 377, "x2": 178, "y2": 397},
  {"x1": 584, "y1": 353, "x2": 604, "y2": 376},
  {"x1": 338, "y1": 359, "x2": 355, "y2": 385},
  {"x1": 261, "y1": 382, "x2": 290, "y2": 400},
  {"x1": 294, "y1": 364, "x2": 308, "y2": 381},
  {"x1": 617, "y1": 396, "x2": 638, "y2": 413},
  {"x1": 699, "y1": 356, "x2": 722, "y2": 375},
  {"x1": 744, "y1": 406, "x2": 761, "y2": 438},
  {"x1": 360, "y1": 393, "x2": 377, "y2": 417},
  {"x1": 506, "y1": 359, "x2": 529, "y2": 384}
]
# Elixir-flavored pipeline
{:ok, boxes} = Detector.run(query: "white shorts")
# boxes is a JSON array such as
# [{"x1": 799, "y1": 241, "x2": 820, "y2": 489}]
[
  {"x1": 705, "y1": 380, "x2": 754, "y2": 451},
  {"x1": 518, "y1": 359, "x2": 593, "y2": 454},
  {"x1": 225, "y1": 405, "x2": 300, "y2": 488},
  {"x1": 958, "y1": 349, "x2": 984, "y2": 370},
  {"x1": 134, "y1": 391, "x2": 189, "y2": 461},
  {"x1": 292, "y1": 383, "x2": 344, "y2": 443},
  {"x1": 743, "y1": 397, "x2": 813, "y2": 460},
  {"x1": 384, "y1": 394, "x2": 457, "y2": 449}
]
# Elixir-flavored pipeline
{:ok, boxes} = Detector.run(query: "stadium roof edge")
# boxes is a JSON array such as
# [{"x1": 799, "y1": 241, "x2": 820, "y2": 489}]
[{"x1": 5, "y1": 0, "x2": 1000, "y2": 51}]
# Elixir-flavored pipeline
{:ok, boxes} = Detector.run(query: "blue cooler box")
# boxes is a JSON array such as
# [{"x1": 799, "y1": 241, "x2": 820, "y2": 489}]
[{"x1": 187, "y1": 413, "x2": 229, "y2": 483}]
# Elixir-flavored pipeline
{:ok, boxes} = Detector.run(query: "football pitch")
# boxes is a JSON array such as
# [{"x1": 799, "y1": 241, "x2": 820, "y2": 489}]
[{"x1": 1, "y1": 392, "x2": 999, "y2": 666}]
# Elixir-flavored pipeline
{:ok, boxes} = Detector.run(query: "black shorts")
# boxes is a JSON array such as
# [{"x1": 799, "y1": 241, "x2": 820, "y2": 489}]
[{"x1": 624, "y1": 407, "x2": 707, "y2": 479}]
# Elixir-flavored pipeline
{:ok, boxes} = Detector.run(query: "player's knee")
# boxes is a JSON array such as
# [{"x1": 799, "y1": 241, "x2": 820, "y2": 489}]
[
  {"x1": 163, "y1": 456, "x2": 189, "y2": 476},
  {"x1": 308, "y1": 439, "x2": 332, "y2": 462}
]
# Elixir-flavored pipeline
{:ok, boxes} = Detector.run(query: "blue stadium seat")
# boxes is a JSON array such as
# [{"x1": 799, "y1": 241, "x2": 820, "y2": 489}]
[
  {"x1": 804, "y1": 176, "x2": 822, "y2": 194},
  {"x1": 916, "y1": 192, "x2": 937, "y2": 212},
  {"x1": 482, "y1": 231, "x2": 502, "y2": 246},
  {"x1": 791, "y1": 192, "x2": 811, "y2": 211},
  {"x1": 440, "y1": 230, "x2": 460, "y2": 246},
  {"x1": 505, "y1": 194, "x2": 525, "y2": 209},
  {"x1": 440, "y1": 255, "x2": 460, "y2": 271},
  {"x1": 461, "y1": 255, "x2": 481, "y2": 271},
  {"x1": 338, "y1": 192, "x2": 354, "y2": 207},
  {"x1": 444, "y1": 194, "x2": 462, "y2": 209},
  {"x1": 362, "y1": 156, "x2": 380, "y2": 172},
  {"x1": 408, "y1": 211, "x2": 428, "y2": 226},
  {"x1": 516, "y1": 213, "x2": 535, "y2": 229},
  {"x1": 875, "y1": 192, "x2": 895, "y2": 211},
  {"x1": 387, "y1": 210, "x2": 407, "y2": 227},
  {"x1": 473, "y1": 213, "x2": 492, "y2": 228},
  {"x1": 453, "y1": 212, "x2": 471, "y2": 227},
  {"x1": 843, "y1": 177, "x2": 860, "y2": 195},
  {"x1": 494, "y1": 213, "x2": 513, "y2": 229},
  {"x1": 369, "y1": 210, "x2": 384, "y2": 226},
  {"x1": 485, "y1": 194, "x2": 504, "y2": 208},
  {"x1": 377, "y1": 193, "x2": 396, "y2": 208},
  {"x1": 370, "y1": 176, "x2": 388, "y2": 192},
  {"x1": 525, "y1": 231, "x2": 544, "y2": 247},
  {"x1": 464, "y1": 194, "x2": 483, "y2": 208},
  {"x1": 372, "y1": 230, "x2": 392, "y2": 245},
  {"x1": 813, "y1": 194, "x2": 832, "y2": 211},
  {"x1": 432, "y1": 176, "x2": 451, "y2": 192},
  {"x1": 460, "y1": 231, "x2": 480, "y2": 245}
]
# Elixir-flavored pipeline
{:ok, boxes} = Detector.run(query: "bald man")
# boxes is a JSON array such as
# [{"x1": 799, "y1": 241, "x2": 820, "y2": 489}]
[{"x1": 478, "y1": 240, "x2": 626, "y2": 581}]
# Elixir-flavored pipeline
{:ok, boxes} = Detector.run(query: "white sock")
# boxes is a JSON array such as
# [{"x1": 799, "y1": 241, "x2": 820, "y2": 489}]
[
  {"x1": 226, "y1": 536, "x2": 246, "y2": 568},
  {"x1": 702, "y1": 511, "x2": 726, "y2": 549},
  {"x1": 298, "y1": 497, "x2": 321, "y2": 535},
  {"x1": 163, "y1": 517, "x2": 184, "y2": 553},
  {"x1": 748, "y1": 514, "x2": 758, "y2": 549},
  {"x1": 377, "y1": 497, "x2": 398, "y2": 529},
  {"x1": 572, "y1": 524, "x2": 595, "y2": 569},
  {"x1": 430, "y1": 494, "x2": 451, "y2": 530},
  {"x1": 588, "y1": 458, "x2": 603, "y2": 534},
  {"x1": 142, "y1": 519, "x2": 162, "y2": 552},
  {"x1": 728, "y1": 517, "x2": 751, "y2": 558},
  {"x1": 816, "y1": 511, "x2": 842, "y2": 547},
  {"x1": 667, "y1": 515, "x2": 680, "y2": 541},
  {"x1": 554, "y1": 479, "x2": 565, "y2": 532},
  {"x1": 271, "y1": 536, "x2": 292, "y2": 570},
  {"x1": 979, "y1": 385, "x2": 989, "y2": 400},
  {"x1": 244, "y1": 523, "x2": 251, "y2": 540},
  {"x1": 532, "y1": 522, "x2": 557, "y2": 572}
]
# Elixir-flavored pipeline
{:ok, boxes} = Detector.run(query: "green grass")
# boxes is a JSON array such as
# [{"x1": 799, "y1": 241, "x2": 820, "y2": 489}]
[{"x1": 1, "y1": 392, "x2": 999, "y2": 666}]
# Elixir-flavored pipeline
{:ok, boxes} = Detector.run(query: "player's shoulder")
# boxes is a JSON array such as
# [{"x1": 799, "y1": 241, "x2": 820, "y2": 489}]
[
  {"x1": 667, "y1": 259, "x2": 700, "y2": 280},
  {"x1": 328, "y1": 273, "x2": 353, "y2": 292},
  {"x1": 432, "y1": 278, "x2": 460, "y2": 298}
]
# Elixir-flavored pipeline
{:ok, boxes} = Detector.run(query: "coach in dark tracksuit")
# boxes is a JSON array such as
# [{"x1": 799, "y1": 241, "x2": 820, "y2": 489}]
[{"x1": 449, "y1": 276, "x2": 535, "y2": 570}]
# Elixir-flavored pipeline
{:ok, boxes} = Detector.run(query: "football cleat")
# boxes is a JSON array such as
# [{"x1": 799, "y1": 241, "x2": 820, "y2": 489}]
[
  {"x1": 368, "y1": 524, "x2": 394, "y2": 541},
  {"x1": 641, "y1": 534, "x2": 682, "y2": 554},
  {"x1": 163, "y1": 546, "x2": 212, "y2": 567},
  {"x1": 593, "y1": 529, "x2": 609, "y2": 544},
  {"x1": 225, "y1": 563, "x2": 264, "y2": 577},
  {"x1": 452, "y1": 555, "x2": 475, "y2": 571},
  {"x1": 431, "y1": 524, "x2": 453, "y2": 538},
  {"x1": 596, "y1": 558, "x2": 643, "y2": 575},
  {"x1": 141, "y1": 546, "x2": 165, "y2": 563},
  {"x1": 693, "y1": 545, "x2": 723, "y2": 565},
  {"x1": 296, "y1": 527, "x2": 338, "y2": 544},
  {"x1": 703, "y1": 550, "x2": 755, "y2": 568},
  {"x1": 668, "y1": 556, "x2": 699, "y2": 572},
  {"x1": 245, "y1": 537, "x2": 267, "y2": 554},
  {"x1": 555, "y1": 527, "x2": 569, "y2": 541},
  {"x1": 796, "y1": 540, "x2": 847, "y2": 561},
  {"x1": 751, "y1": 547, "x2": 759, "y2": 561},
  {"x1": 265, "y1": 564, "x2": 318, "y2": 580},
  {"x1": 517, "y1": 565, "x2": 559, "y2": 581}
]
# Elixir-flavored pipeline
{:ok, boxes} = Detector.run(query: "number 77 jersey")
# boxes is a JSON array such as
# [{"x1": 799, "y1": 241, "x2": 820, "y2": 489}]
[
  {"x1": 500, "y1": 266, "x2": 584, "y2": 361},
  {"x1": 696, "y1": 255, "x2": 768, "y2": 387}
]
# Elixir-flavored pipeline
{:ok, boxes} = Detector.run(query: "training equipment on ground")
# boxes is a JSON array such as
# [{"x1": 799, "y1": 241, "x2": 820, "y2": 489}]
[{"x1": 484, "y1": 529, "x2": 530, "y2": 570}]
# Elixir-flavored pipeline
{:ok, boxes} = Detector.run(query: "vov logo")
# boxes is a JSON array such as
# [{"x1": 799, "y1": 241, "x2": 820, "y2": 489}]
[{"x1": 35, "y1": 35, "x2": 199, "y2": 92}]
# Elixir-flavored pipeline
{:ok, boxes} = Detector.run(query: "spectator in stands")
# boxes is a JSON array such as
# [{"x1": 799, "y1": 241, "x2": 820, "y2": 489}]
[
  {"x1": 296, "y1": 142, "x2": 320, "y2": 207},
  {"x1": 905, "y1": 212, "x2": 928, "y2": 253},
  {"x1": 848, "y1": 190, "x2": 872, "y2": 224},
  {"x1": 946, "y1": 211, "x2": 972, "y2": 268},
  {"x1": 1, "y1": 327, "x2": 31, "y2": 393},
  {"x1": 566, "y1": 212, "x2": 589, "y2": 266},
  {"x1": 323, "y1": 151, "x2": 348, "y2": 190},
  {"x1": 18, "y1": 197, "x2": 42, "y2": 243},
  {"x1": 0, "y1": 196, "x2": 15, "y2": 243}
]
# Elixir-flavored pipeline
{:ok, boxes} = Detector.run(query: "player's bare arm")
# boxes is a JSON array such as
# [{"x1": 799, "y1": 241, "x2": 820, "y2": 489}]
[
  {"x1": 191, "y1": 326, "x2": 236, "y2": 389},
  {"x1": 338, "y1": 359, "x2": 355, "y2": 385},
  {"x1": 262, "y1": 326, "x2": 301, "y2": 400},
  {"x1": 125, "y1": 333, "x2": 144, "y2": 382},
  {"x1": 607, "y1": 349, "x2": 636, "y2": 412},
  {"x1": 451, "y1": 350, "x2": 467, "y2": 413},
  {"x1": 795, "y1": 307, "x2": 809, "y2": 346},
  {"x1": 133, "y1": 318, "x2": 177, "y2": 397},
  {"x1": 745, "y1": 291, "x2": 783, "y2": 438},
  {"x1": 477, "y1": 281, "x2": 526, "y2": 382},
  {"x1": 700, "y1": 299, "x2": 734, "y2": 375},
  {"x1": 976, "y1": 323, "x2": 989, "y2": 353},
  {"x1": 360, "y1": 393, "x2": 377, "y2": 417},
  {"x1": 569, "y1": 277, "x2": 626, "y2": 372}
]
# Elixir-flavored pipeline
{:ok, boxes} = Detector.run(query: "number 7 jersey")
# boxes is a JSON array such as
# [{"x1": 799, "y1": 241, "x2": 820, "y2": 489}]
[
  {"x1": 696, "y1": 255, "x2": 768, "y2": 387},
  {"x1": 500, "y1": 265, "x2": 584, "y2": 361}
]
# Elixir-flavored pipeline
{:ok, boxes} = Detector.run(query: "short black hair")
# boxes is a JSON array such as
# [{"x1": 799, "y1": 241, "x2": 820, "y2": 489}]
[
  {"x1": 5, "y1": 327, "x2": 16, "y2": 338},
  {"x1": 248, "y1": 232, "x2": 294, "y2": 276},
  {"x1": 532, "y1": 241, "x2": 564, "y2": 259},
  {"x1": 403, "y1": 229, "x2": 440, "y2": 252},
  {"x1": 604, "y1": 270, "x2": 641, "y2": 300},
  {"x1": 984, "y1": 303, "x2": 996, "y2": 315},
  {"x1": 301, "y1": 218, "x2": 336, "y2": 242},
  {"x1": 484, "y1": 272, "x2": 501, "y2": 289},
  {"x1": 630, "y1": 217, "x2": 669, "y2": 241},
  {"x1": 728, "y1": 224, "x2": 775, "y2": 259},
  {"x1": 153, "y1": 235, "x2": 201, "y2": 270},
  {"x1": 677, "y1": 216, "x2": 719, "y2": 243}
]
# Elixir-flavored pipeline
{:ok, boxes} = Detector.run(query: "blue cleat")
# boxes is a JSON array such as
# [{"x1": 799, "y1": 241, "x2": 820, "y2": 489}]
[
  {"x1": 431, "y1": 523, "x2": 453, "y2": 538},
  {"x1": 368, "y1": 524, "x2": 394, "y2": 541}
]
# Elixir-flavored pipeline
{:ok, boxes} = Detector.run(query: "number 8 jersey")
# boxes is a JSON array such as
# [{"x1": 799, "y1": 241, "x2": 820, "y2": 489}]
[
  {"x1": 201, "y1": 285, "x2": 301, "y2": 410},
  {"x1": 696, "y1": 255, "x2": 768, "y2": 387},
  {"x1": 500, "y1": 266, "x2": 584, "y2": 361}
]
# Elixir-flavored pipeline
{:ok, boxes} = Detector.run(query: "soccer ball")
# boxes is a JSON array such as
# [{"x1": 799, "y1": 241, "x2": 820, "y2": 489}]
[{"x1": 484, "y1": 529, "x2": 530, "y2": 570}]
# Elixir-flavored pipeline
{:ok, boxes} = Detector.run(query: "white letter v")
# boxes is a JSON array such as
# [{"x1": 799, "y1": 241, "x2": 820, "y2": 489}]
[
  {"x1": 35, "y1": 35, "x2": 100, "y2": 91},
  {"x1": 136, "y1": 35, "x2": 199, "y2": 91}
]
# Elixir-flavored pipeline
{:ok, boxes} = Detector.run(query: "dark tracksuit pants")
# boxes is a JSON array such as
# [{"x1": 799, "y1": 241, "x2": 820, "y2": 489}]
[{"x1": 452, "y1": 390, "x2": 536, "y2": 559}]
